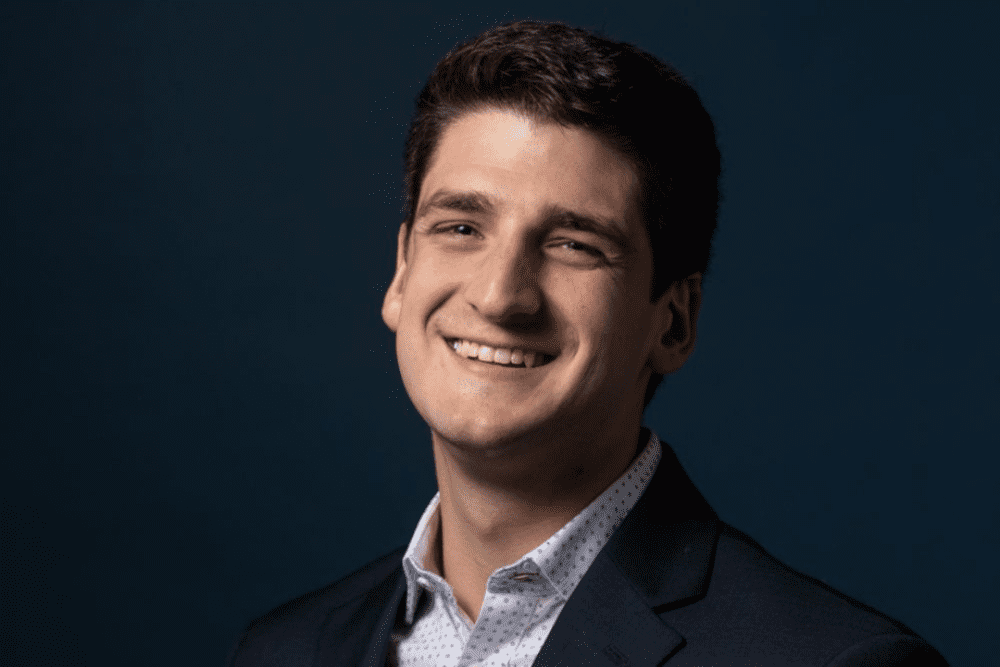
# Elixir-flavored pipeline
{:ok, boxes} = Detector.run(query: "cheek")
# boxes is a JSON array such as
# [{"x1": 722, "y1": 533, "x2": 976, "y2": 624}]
[
  {"x1": 395, "y1": 325, "x2": 420, "y2": 368},
  {"x1": 549, "y1": 272, "x2": 634, "y2": 354},
  {"x1": 590, "y1": 285, "x2": 652, "y2": 384},
  {"x1": 589, "y1": 281, "x2": 638, "y2": 348},
  {"x1": 559, "y1": 278, "x2": 630, "y2": 379},
  {"x1": 397, "y1": 257, "x2": 455, "y2": 325},
  {"x1": 411, "y1": 248, "x2": 470, "y2": 294}
]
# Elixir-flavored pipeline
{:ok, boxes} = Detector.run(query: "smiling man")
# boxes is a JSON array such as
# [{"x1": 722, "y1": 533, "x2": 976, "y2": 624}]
[{"x1": 227, "y1": 21, "x2": 947, "y2": 667}]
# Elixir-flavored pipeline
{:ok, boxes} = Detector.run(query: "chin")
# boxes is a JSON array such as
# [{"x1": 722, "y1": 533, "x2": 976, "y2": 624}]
[
  {"x1": 423, "y1": 402, "x2": 555, "y2": 454},
  {"x1": 461, "y1": 408, "x2": 617, "y2": 466}
]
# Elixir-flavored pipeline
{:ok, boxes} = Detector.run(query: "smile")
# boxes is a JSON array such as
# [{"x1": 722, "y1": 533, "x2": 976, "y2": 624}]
[{"x1": 445, "y1": 338, "x2": 555, "y2": 368}]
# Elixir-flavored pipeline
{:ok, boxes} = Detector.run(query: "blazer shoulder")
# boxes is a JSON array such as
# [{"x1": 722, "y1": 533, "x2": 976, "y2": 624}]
[
  {"x1": 227, "y1": 546, "x2": 406, "y2": 667},
  {"x1": 664, "y1": 522, "x2": 948, "y2": 665},
  {"x1": 716, "y1": 523, "x2": 914, "y2": 632},
  {"x1": 715, "y1": 522, "x2": 916, "y2": 636}
]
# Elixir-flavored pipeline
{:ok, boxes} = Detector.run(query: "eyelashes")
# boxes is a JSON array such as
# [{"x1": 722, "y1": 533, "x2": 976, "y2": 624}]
[
  {"x1": 558, "y1": 240, "x2": 604, "y2": 257},
  {"x1": 432, "y1": 223, "x2": 607, "y2": 261}
]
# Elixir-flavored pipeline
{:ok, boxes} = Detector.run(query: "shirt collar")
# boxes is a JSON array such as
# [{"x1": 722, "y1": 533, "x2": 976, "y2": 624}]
[{"x1": 400, "y1": 430, "x2": 663, "y2": 624}]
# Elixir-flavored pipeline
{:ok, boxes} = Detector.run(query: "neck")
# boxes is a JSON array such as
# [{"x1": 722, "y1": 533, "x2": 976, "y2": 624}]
[{"x1": 430, "y1": 424, "x2": 645, "y2": 622}]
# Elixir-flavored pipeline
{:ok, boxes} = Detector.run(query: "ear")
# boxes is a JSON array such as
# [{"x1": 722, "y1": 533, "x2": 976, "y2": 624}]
[
  {"x1": 648, "y1": 272, "x2": 703, "y2": 375},
  {"x1": 381, "y1": 223, "x2": 410, "y2": 333}
]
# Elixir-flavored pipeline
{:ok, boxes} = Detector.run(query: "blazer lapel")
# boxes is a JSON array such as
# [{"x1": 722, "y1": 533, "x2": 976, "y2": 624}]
[
  {"x1": 313, "y1": 563, "x2": 407, "y2": 667},
  {"x1": 361, "y1": 572, "x2": 407, "y2": 667},
  {"x1": 534, "y1": 437, "x2": 720, "y2": 666},
  {"x1": 531, "y1": 549, "x2": 685, "y2": 666}
]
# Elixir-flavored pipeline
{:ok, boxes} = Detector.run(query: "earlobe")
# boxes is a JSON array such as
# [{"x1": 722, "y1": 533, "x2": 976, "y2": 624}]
[
  {"x1": 381, "y1": 223, "x2": 410, "y2": 333},
  {"x1": 649, "y1": 273, "x2": 702, "y2": 375}
]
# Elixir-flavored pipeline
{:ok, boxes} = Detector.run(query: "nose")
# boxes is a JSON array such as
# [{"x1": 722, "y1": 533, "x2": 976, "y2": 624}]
[{"x1": 463, "y1": 236, "x2": 542, "y2": 323}]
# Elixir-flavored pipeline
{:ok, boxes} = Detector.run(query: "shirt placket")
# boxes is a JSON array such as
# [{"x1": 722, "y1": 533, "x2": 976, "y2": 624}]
[{"x1": 457, "y1": 566, "x2": 554, "y2": 667}]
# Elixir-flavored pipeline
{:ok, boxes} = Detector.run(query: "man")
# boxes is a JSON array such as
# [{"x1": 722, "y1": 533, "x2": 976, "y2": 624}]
[{"x1": 227, "y1": 21, "x2": 947, "y2": 666}]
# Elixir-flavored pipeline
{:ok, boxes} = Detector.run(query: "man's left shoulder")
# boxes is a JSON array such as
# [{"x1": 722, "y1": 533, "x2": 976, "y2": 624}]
[{"x1": 661, "y1": 522, "x2": 948, "y2": 666}]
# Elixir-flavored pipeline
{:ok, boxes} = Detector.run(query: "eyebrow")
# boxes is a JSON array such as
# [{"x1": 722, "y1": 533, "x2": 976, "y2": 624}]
[
  {"x1": 415, "y1": 189, "x2": 495, "y2": 220},
  {"x1": 416, "y1": 188, "x2": 633, "y2": 253}
]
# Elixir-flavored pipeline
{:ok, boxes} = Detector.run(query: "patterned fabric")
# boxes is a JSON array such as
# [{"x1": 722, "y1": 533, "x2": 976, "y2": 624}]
[{"x1": 388, "y1": 431, "x2": 663, "y2": 667}]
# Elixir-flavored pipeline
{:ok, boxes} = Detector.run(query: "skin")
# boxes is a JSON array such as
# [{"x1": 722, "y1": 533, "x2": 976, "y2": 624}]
[{"x1": 382, "y1": 107, "x2": 701, "y2": 623}]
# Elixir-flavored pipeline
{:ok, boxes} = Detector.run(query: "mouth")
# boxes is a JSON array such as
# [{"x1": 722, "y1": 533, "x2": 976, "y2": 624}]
[{"x1": 444, "y1": 337, "x2": 556, "y2": 368}]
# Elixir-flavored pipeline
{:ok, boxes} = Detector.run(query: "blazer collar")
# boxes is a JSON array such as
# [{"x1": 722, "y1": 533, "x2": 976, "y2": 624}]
[{"x1": 532, "y1": 431, "x2": 720, "y2": 666}]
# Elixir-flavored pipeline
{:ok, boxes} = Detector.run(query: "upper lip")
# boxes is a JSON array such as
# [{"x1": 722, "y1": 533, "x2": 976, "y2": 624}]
[{"x1": 442, "y1": 335, "x2": 558, "y2": 358}]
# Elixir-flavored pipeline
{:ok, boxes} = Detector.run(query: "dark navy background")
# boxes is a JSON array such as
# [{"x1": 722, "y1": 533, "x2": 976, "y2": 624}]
[{"x1": 2, "y1": 2, "x2": 996, "y2": 665}]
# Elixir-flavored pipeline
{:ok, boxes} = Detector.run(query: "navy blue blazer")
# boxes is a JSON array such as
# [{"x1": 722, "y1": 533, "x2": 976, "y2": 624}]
[{"x1": 227, "y1": 440, "x2": 948, "y2": 666}]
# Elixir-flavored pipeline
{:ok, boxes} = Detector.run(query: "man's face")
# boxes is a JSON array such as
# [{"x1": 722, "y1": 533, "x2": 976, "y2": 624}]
[{"x1": 383, "y1": 108, "x2": 690, "y2": 451}]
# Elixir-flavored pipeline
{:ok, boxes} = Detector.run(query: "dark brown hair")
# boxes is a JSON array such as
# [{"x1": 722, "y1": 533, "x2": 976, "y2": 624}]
[{"x1": 402, "y1": 21, "x2": 722, "y2": 408}]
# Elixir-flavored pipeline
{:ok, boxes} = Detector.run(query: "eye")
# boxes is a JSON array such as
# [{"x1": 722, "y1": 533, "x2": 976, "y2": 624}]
[
  {"x1": 436, "y1": 223, "x2": 478, "y2": 237},
  {"x1": 558, "y1": 240, "x2": 604, "y2": 258}
]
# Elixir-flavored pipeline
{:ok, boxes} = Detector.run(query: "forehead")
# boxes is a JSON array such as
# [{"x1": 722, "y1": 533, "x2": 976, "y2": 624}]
[{"x1": 420, "y1": 108, "x2": 641, "y2": 229}]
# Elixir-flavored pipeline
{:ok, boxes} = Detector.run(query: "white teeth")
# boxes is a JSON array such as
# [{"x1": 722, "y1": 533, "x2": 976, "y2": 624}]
[{"x1": 448, "y1": 339, "x2": 547, "y2": 367}]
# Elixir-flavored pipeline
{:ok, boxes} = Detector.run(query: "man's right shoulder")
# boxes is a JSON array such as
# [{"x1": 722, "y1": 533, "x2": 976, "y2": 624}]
[{"x1": 226, "y1": 546, "x2": 406, "y2": 667}]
